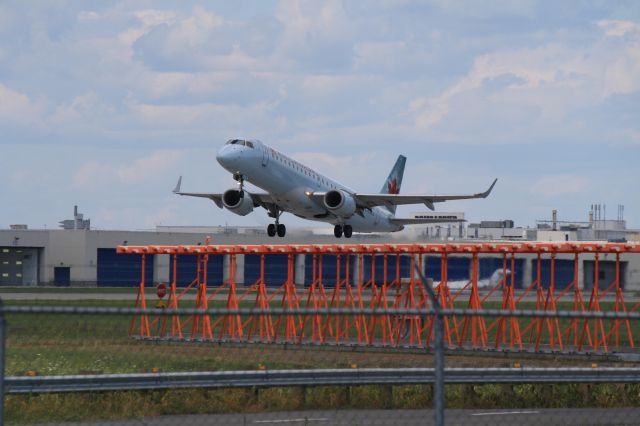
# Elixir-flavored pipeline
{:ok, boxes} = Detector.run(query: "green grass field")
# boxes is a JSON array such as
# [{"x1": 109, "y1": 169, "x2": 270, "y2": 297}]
[
  {"x1": 0, "y1": 286, "x2": 139, "y2": 293},
  {"x1": 4, "y1": 298, "x2": 640, "y2": 423},
  {"x1": 5, "y1": 299, "x2": 639, "y2": 376}
]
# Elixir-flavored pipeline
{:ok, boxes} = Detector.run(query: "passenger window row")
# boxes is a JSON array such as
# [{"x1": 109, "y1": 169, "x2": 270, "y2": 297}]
[{"x1": 271, "y1": 149, "x2": 338, "y2": 188}]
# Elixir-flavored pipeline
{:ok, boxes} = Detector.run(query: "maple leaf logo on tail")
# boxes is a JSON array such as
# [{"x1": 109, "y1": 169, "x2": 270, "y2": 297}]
[
  {"x1": 380, "y1": 155, "x2": 406, "y2": 215},
  {"x1": 387, "y1": 178, "x2": 399, "y2": 194}
]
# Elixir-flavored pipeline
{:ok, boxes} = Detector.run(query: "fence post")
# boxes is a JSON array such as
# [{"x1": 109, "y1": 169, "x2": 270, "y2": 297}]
[
  {"x1": 0, "y1": 298, "x2": 5, "y2": 426},
  {"x1": 416, "y1": 267, "x2": 444, "y2": 426}
]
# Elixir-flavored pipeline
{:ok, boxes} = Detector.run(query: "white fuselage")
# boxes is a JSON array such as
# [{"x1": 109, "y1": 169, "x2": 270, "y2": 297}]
[{"x1": 216, "y1": 141, "x2": 402, "y2": 233}]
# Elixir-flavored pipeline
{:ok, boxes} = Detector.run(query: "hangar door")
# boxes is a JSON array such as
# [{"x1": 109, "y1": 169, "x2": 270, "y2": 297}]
[
  {"x1": 168, "y1": 254, "x2": 224, "y2": 287},
  {"x1": 304, "y1": 254, "x2": 350, "y2": 287},
  {"x1": 0, "y1": 247, "x2": 39, "y2": 286},
  {"x1": 361, "y1": 254, "x2": 412, "y2": 284},
  {"x1": 584, "y1": 260, "x2": 626, "y2": 290},
  {"x1": 479, "y1": 257, "x2": 524, "y2": 289},
  {"x1": 424, "y1": 256, "x2": 470, "y2": 282},
  {"x1": 0, "y1": 248, "x2": 23, "y2": 285},
  {"x1": 97, "y1": 249, "x2": 154, "y2": 287},
  {"x1": 244, "y1": 254, "x2": 289, "y2": 287},
  {"x1": 536, "y1": 259, "x2": 576, "y2": 290}
]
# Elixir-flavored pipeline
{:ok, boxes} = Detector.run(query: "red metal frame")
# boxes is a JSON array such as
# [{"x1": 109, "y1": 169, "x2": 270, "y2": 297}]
[{"x1": 121, "y1": 242, "x2": 640, "y2": 353}]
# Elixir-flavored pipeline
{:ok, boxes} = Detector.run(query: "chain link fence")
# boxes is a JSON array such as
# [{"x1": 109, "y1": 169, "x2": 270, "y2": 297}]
[{"x1": 2, "y1": 298, "x2": 640, "y2": 425}]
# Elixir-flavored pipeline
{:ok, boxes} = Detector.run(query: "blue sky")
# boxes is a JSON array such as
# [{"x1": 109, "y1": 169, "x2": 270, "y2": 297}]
[{"x1": 1, "y1": 1, "x2": 639, "y2": 230}]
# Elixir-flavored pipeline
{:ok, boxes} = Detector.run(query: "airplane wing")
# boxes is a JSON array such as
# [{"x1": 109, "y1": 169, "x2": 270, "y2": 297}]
[
  {"x1": 305, "y1": 179, "x2": 497, "y2": 212},
  {"x1": 352, "y1": 178, "x2": 497, "y2": 211},
  {"x1": 172, "y1": 176, "x2": 275, "y2": 210},
  {"x1": 390, "y1": 218, "x2": 466, "y2": 225}
]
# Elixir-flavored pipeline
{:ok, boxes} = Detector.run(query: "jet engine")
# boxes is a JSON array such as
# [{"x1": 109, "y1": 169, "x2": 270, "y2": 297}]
[
  {"x1": 222, "y1": 189, "x2": 254, "y2": 216},
  {"x1": 323, "y1": 190, "x2": 356, "y2": 218}
]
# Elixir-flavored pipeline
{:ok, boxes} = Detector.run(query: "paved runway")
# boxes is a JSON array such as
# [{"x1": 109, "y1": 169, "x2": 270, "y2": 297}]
[{"x1": 25, "y1": 408, "x2": 640, "y2": 425}]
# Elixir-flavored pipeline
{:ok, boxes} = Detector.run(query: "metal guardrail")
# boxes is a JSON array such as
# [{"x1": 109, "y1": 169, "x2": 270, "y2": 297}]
[
  {"x1": 5, "y1": 305, "x2": 640, "y2": 320},
  {"x1": 7, "y1": 368, "x2": 640, "y2": 394}
]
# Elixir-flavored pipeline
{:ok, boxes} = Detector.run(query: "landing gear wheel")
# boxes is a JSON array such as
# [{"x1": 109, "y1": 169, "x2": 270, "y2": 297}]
[
  {"x1": 343, "y1": 225, "x2": 353, "y2": 238},
  {"x1": 334, "y1": 225, "x2": 343, "y2": 238},
  {"x1": 277, "y1": 224, "x2": 286, "y2": 237},
  {"x1": 267, "y1": 224, "x2": 276, "y2": 237}
]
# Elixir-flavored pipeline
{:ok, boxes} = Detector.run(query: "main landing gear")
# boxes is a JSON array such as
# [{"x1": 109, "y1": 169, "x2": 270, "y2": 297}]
[
  {"x1": 334, "y1": 224, "x2": 353, "y2": 238},
  {"x1": 267, "y1": 208, "x2": 286, "y2": 238},
  {"x1": 267, "y1": 223, "x2": 286, "y2": 238}
]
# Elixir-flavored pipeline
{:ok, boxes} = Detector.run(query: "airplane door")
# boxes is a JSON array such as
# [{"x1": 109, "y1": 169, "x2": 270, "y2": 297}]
[{"x1": 262, "y1": 146, "x2": 270, "y2": 167}]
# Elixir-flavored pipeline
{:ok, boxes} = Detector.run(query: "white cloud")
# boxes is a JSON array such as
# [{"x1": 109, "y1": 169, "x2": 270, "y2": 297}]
[
  {"x1": 136, "y1": 72, "x2": 195, "y2": 99},
  {"x1": 93, "y1": 203, "x2": 192, "y2": 229},
  {"x1": 598, "y1": 20, "x2": 640, "y2": 38},
  {"x1": 300, "y1": 74, "x2": 368, "y2": 97},
  {"x1": 0, "y1": 84, "x2": 45, "y2": 124},
  {"x1": 72, "y1": 150, "x2": 186, "y2": 189},
  {"x1": 163, "y1": 7, "x2": 223, "y2": 51},
  {"x1": 72, "y1": 162, "x2": 113, "y2": 189},
  {"x1": 274, "y1": 0, "x2": 354, "y2": 70},
  {"x1": 131, "y1": 6, "x2": 252, "y2": 72},
  {"x1": 409, "y1": 44, "x2": 579, "y2": 128},
  {"x1": 117, "y1": 150, "x2": 184, "y2": 181},
  {"x1": 407, "y1": 23, "x2": 640, "y2": 135},
  {"x1": 132, "y1": 9, "x2": 178, "y2": 28},
  {"x1": 48, "y1": 92, "x2": 114, "y2": 126},
  {"x1": 427, "y1": 0, "x2": 536, "y2": 18},
  {"x1": 77, "y1": 11, "x2": 100, "y2": 21},
  {"x1": 143, "y1": 204, "x2": 179, "y2": 228},
  {"x1": 530, "y1": 175, "x2": 589, "y2": 197}
]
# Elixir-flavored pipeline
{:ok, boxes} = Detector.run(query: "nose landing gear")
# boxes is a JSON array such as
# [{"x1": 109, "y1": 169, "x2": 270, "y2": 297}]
[{"x1": 233, "y1": 173, "x2": 245, "y2": 193}]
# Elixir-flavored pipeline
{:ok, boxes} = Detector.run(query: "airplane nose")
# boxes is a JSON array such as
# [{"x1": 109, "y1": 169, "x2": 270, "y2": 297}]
[
  {"x1": 216, "y1": 144, "x2": 241, "y2": 169},
  {"x1": 216, "y1": 145, "x2": 230, "y2": 165}
]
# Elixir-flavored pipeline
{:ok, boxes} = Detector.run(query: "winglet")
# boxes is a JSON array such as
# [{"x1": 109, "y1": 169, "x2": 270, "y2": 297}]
[
  {"x1": 480, "y1": 178, "x2": 498, "y2": 198},
  {"x1": 173, "y1": 176, "x2": 182, "y2": 194}
]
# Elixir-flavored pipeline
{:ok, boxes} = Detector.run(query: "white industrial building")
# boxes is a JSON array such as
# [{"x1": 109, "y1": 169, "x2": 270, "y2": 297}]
[
  {"x1": 1, "y1": 225, "x2": 639, "y2": 291},
  {"x1": 2, "y1": 205, "x2": 639, "y2": 289}
]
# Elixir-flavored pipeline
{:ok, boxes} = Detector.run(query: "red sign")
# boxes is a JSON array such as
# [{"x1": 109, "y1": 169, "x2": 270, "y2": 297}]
[{"x1": 156, "y1": 283, "x2": 167, "y2": 299}]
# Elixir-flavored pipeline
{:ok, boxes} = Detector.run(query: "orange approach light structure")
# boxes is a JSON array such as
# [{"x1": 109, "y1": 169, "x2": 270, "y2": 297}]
[{"x1": 118, "y1": 242, "x2": 640, "y2": 354}]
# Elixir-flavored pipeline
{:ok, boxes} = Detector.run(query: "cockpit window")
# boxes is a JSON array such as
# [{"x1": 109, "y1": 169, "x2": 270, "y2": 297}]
[
  {"x1": 226, "y1": 139, "x2": 246, "y2": 146},
  {"x1": 246, "y1": 141, "x2": 254, "y2": 148}
]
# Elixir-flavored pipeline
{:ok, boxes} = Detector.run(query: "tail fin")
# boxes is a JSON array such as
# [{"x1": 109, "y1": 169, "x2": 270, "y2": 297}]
[{"x1": 380, "y1": 155, "x2": 406, "y2": 215}]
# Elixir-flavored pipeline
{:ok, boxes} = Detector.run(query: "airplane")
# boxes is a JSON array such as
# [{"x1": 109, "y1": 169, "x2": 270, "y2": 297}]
[{"x1": 173, "y1": 139, "x2": 497, "y2": 238}]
